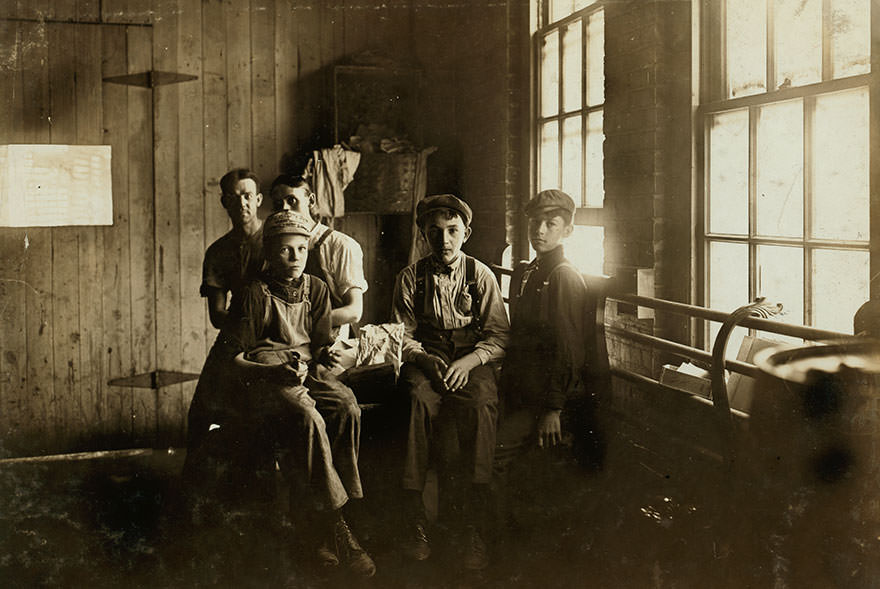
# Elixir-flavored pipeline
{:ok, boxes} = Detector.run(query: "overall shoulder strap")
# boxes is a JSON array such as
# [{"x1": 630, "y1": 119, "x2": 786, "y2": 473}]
[
  {"x1": 302, "y1": 273, "x2": 311, "y2": 302},
  {"x1": 414, "y1": 257, "x2": 430, "y2": 320},
  {"x1": 313, "y1": 226, "x2": 334, "y2": 249},
  {"x1": 464, "y1": 255, "x2": 482, "y2": 328}
]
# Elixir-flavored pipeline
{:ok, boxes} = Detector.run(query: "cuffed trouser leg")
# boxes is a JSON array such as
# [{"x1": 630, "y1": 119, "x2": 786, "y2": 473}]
[{"x1": 305, "y1": 368, "x2": 363, "y2": 502}]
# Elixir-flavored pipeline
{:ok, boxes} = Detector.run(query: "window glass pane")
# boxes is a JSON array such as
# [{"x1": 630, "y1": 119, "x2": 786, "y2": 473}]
[
  {"x1": 812, "y1": 248, "x2": 869, "y2": 333},
  {"x1": 708, "y1": 109, "x2": 749, "y2": 235},
  {"x1": 774, "y1": 0, "x2": 821, "y2": 89},
  {"x1": 585, "y1": 9, "x2": 605, "y2": 106},
  {"x1": 550, "y1": 0, "x2": 573, "y2": 23},
  {"x1": 756, "y1": 99, "x2": 803, "y2": 238},
  {"x1": 541, "y1": 31, "x2": 560, "y2": 117},
  {"x1": 726, "y1": 0, "x2": 767, "y2": 97},
  {"x1": 562, "y1": 21, "x2": 582, "y2": 112},
  {"x1": 567, "y1": 225, "x2": 604, "y2": 275},
  {"x1": 757, "y1": 244, "x2": 804, "y2": 325},
  {"x1": 562, "y1": 116, "x2": 583, "y2": 205},
  {"x1": 574, "y1": 0, "x2": 598, "y2": 10},
  {"x1": 539, "y1": 121, "x2": 559, "y2": 191},
  {"x1": 812, "y1": 87, "x2": 869, "y2": 240},
  {"x1": 585, "y1": 109, "x2": 604, "y2": 207},
  {"x1": 708, "y1": 241, "x2": 750, "y2": 352},
  {"x1": 830, "y1": 0, "x2": 870, "y2": 78}
]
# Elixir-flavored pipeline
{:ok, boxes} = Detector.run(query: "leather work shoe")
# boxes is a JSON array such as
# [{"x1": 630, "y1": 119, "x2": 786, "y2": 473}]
[
  {"x1": 315, "y1": 541, "x2": 339, "y2": 567},
  {"x1": 463, "y1": 525, "x2": 488, "y2": 571},
  {"x1": 401, "y1": 521, "x2": 431, "y2": 561},
  {"x1": 334, "y1": 518, "x2": 376, "y2": 578}
]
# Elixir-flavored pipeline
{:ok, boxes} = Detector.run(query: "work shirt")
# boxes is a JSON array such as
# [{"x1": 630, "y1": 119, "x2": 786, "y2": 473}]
[
  {"x1": 307, "y1": 222, "x2": 368, "y2": 307},
  {"x1": 391, "y1": 254, "x2": 509, "y2": 365},
  {"x1": 503, "y1": 245, "x2": 587, "y2": 411},
  {"x1": 200, "y1": 226, "x2": 264, "y2": 298}
]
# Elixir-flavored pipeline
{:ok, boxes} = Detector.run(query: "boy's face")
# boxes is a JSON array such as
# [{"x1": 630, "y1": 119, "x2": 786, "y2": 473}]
[
  {"x1": 421, "y1": 211, "x2": 471, "y2": 265},
  {"x1": 266, "y1": 233, "x2": 309, "y2": 281},
  {"x1": 528, "y1": 211, "x2": 572, "y2": 254},
  {"x1": 271, "y1": 184, "x2": 314, "y2": 219},
  {"x1": 221, "y1": 178, "x2": 262, "y2": 226}
]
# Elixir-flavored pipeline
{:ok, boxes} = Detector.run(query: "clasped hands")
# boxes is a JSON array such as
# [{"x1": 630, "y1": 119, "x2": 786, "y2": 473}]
[{"x1": 415, "y1": 351, "x2": 480, "y2": 393}]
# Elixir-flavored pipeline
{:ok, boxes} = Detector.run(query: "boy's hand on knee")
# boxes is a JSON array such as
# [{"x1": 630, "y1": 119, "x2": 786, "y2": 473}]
[
  {"x1": 537, "y1": 410, "x2": 562, "y2": 448},
  {"x1": 443, "y1": 354, "x2": 480, "y2": 392},
  {"x1": 415, "y1": 352, "x2": 448, "y2": 391}
]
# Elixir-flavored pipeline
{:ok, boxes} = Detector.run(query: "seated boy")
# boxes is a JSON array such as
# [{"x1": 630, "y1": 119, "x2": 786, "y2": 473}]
[
  {"x1": 494, "y1": 189, "x2": 589, "y2": 483},
  {"x1": 222, "y1": 210, "x2": 375, "y2": 577},
  {"x1": 391, "y1": 194, "x2": 510, "y2": 571}
]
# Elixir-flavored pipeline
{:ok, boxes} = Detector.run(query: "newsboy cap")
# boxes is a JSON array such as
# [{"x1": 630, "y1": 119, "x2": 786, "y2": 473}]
[
  {"x1": 263, "y1": 210, "x2": 312, "y2": 240},
  {"x1": 416, "y1": 194, "x2": 473, "y2": 226},
  {"x1": 524, "y1": 189, "x2": 576, "y2": 218}
]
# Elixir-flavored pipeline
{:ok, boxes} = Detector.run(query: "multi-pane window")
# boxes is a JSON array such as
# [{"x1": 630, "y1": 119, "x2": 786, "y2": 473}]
[
  {"x1": 534, "y1": 0, "x2": 605, "y2": 275},
  {"x1": 701, "y1": 0, "x2": 873, "y2": 336}
]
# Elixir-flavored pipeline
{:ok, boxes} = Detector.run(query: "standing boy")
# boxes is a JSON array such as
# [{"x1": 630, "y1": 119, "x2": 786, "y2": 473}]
[
  {"x1": 223, "y1": 210, "x2": 375, "y2": 577},
  {"x1": 201, "y1": 168, "x2": 265, "y2": 329},
  {"x1": 391, "y1": 194, "x2": 509, "y2": 571},
  {"x1": 187, "y1": 168, "x2": 265, "y2": 451},
  {"x1": 494, "y1": 189, "x2": 589, "y2": 477},
  {"x1": 268, "y1": 174, "x2": 367, "y2": 340}
]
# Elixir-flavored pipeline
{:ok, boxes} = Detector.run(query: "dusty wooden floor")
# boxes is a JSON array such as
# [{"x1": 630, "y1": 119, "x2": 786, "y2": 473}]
[{"x1": 0, "y1": 425, "x2": 877, "y2": 588}]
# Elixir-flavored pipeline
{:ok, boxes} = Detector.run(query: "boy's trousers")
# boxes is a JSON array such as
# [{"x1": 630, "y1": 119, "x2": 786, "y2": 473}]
[{"x1": 400, "y1": 362, "x2": 498, "y2": 491}]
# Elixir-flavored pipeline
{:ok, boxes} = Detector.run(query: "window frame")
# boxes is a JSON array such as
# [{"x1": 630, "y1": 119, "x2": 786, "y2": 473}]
[
  {"x1": 695, "y1": 0, "x2": 879, "y2": 338},
  {"x1": 532, "y1": 0, "x2": 605, "y2": 240}
]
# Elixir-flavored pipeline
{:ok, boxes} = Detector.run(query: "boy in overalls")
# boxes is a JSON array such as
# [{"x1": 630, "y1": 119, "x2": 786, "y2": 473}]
[
  {"x1": 225, "y1": 210, "x2": 375, "y2": 577},
  {"x1": 391, "y1": 194, "x2": 509, "y2": 571},
  {"x1": 268, "y1": 174, "x2": 368, "y2": 342}
]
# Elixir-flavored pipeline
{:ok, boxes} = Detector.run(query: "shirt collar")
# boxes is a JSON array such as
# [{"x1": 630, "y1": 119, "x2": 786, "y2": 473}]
[
  {"x1": 430, "y1": 254, "x2": 463, "y2": 275},
  {"x1": 534, "y1": 245, "x2": 565, "y2": 269}
]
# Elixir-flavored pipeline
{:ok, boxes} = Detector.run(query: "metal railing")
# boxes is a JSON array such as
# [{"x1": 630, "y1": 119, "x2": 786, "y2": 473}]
[{"x1": 491, "y1": 263, "x2": 854, "y2": 414}]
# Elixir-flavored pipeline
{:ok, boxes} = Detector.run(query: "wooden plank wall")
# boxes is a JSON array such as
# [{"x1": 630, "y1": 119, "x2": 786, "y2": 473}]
[{"x1": 0, "y1": 0, "x2": 479, "y2": 456}]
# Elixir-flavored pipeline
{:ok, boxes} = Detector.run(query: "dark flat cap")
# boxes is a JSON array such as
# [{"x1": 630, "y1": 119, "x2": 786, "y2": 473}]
[
  {"x1": 416, "y1": 194, "x2": 473, "y2": 226},
  {"x1": 524, "y1": 189, "x2": 576, "y2": 218}
]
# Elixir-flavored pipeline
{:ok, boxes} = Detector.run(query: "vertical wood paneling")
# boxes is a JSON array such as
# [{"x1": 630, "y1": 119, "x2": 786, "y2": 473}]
[
  {"x1": 21, "y1": 21, "x2": 55, "y2": 453},
  {"x1": 177, "y1": 0, "x2": 206, "y2": 420},
  {"x1": 295, "y1": 1, "x2": 321, "y2": 149},
  {"x1": 0, "y1": 21, "x2": 29, "y2": 452},
  {"x1": 251, "y1": 0, "x2": 276, "y2": 195},
  {"x1": 126, "y1": 26, "x2": 157, "y2": 443},
  {"x1": 153, "y1": 0, "x2": 183, "y2": 445},
  {"x1": 101, "y1": 25, "x2": 133, "y2": 442},
  {"x1": 275, "y1": 0, "x2": 299, "y2": 167},
  {"x1": 0, "y1": 0, "x2": 481, "y2": 455},
  {"x1": 202, "y1": 0, "x2": 230, "y2": 352},
  {"x1": 48, "y1": 24, "x2": 83, "y2": 445},
  {"x1": 74, "y1": 23, "x2": 105, "y2": 444},
  {"x1": 225, "y1": 0, "x2": 252, "y2": 168}
]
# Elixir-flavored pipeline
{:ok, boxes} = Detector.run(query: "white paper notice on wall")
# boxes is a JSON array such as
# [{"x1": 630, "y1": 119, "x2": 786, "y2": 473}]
[{"x1": 0, "y1": 144, "x2": 113, "y2": 227}]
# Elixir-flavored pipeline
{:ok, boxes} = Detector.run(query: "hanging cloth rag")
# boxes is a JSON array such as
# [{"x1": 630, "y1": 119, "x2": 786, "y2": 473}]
[{"x1": 308, "y1": 145, "x2": 361, "y2": 219}]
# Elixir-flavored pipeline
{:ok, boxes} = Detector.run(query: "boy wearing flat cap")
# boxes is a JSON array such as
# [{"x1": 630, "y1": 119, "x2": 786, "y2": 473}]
[
  {"x1": 391, "y1": 194, "x2": 510, "y2": 571},
  {"x1": 494, "y1": 189, "x2": 589, "y2": 486},
  {"x1": 211, "y1": 210, "x2": 376, "y2": 577}
]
